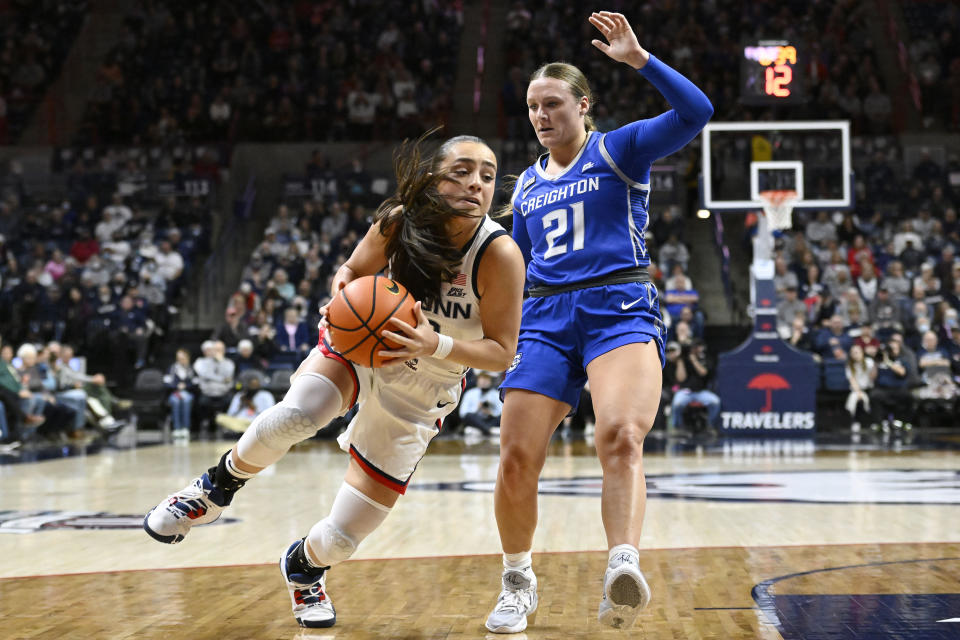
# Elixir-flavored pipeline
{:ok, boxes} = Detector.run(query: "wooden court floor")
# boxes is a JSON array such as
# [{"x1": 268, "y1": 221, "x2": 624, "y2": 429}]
[{"x1": 2, "y1": 435, "x2": 959, "y2": 639}]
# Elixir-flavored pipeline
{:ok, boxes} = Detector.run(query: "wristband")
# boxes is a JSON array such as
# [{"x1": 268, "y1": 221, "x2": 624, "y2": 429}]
[{"x1": 431, "y1": 333, "x2": 454, "y2": 359}]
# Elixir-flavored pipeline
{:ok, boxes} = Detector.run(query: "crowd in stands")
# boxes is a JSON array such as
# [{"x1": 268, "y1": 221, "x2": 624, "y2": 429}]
[
  {"x1": 85, "y1": 337, "x2": 279, "y2": 442},
  {"x1": 0, "y1": 332, "x2": 133, "y2": 446},
  {"x1": 901, "y1": 0, "x2": 960, "y2": 131},
  {"x1": 52, "y1": 143, "x2": 229, "y2": 201},
  {"x1": 76, "y1": 0, "x2": 463, "y2": 146},
  {"x1": 458, "y1": 369, "x2": 502, "y2": 437},
  {"x1": 0, "y1": 0, "x2": 88, "y2": 143},
  {"x1": 0, "y1": 147, "x2": 216, "y2": 414},
  {"x1": 772, "y1": 148, "x2": 960, "y2": 431},
  {"x1": 120, "y1": 153, "x2": 382, "y2": 440},
  {"x1": 649, "y1": 135, "x2": 960, "y2": 436},
  {"x1": 501, "y1": 0, "x2": 894, "y2": 146},
  {"x1": 622, "y1": 204, "x2": 709, "y2": 432}
]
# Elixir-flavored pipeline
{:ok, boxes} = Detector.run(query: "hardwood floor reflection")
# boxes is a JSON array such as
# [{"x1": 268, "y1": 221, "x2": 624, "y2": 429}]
[{"x1": 4, "y1": 544, "x2": 959, "y2": 639}]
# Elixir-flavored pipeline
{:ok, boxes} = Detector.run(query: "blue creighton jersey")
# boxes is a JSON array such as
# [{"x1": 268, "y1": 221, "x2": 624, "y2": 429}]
[
  {"x1": 511, "y1": 131, "x2": 649, "y2": 285},
  {"x1": 510, "y1": 54, "x2": 713, "y2": 288}
]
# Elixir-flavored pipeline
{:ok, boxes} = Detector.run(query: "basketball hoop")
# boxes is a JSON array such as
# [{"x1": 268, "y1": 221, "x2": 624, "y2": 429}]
[{"x1": 758, "y1": 190, "x2": 798, "y2": 231}]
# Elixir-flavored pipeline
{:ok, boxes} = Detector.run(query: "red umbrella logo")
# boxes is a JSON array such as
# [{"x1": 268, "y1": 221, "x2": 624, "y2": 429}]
[{"x1": 747, "y1": 373, "x2": 791, "y2": 412}]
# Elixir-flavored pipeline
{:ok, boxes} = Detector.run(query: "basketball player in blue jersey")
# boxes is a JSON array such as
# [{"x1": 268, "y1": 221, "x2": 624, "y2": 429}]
[
  {"x1": 143, "y1": 135, "x2": 526, "y2": 629},
  {"x1": 485, "y1": 11, "x2": 713, "y2": 633}
]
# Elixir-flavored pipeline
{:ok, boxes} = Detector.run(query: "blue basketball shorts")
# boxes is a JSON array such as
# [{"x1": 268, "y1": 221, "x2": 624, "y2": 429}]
[{"x1": 501, "y1": 281, "x2": 665, "y2": 409}]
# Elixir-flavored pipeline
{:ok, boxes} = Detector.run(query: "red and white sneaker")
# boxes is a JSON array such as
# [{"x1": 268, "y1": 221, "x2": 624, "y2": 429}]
[
  {"x1": 281, "y1": 540, "x2": 336, "y2": 628},
  {"x1": 143, "y1": 473, "x2": 229, "y2": 544}
]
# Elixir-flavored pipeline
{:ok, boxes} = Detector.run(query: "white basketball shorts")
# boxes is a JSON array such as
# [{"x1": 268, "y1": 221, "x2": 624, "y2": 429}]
[{"x1": 337, "y1": 361, "x2": 464, "y2": 494}]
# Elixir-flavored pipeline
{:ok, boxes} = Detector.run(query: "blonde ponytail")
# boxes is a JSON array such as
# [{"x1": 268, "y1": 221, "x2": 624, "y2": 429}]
[{"x1": 531, "y1": 62, "x2": 595, "y2": 132}]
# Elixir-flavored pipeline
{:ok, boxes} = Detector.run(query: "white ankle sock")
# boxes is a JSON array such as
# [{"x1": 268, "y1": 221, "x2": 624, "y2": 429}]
[
  {"x1": 608, "y1": 544, "x2": 640, "y2": 566},
  {"x1": 302, "y1": 539, "x2": 326, "y2": 570},
  {"x1": 504, "y1": 550, "x2": 532, "y2": 571},
  {"x1": 225, "y1": 453, "x2": 257, "y2": 480}
]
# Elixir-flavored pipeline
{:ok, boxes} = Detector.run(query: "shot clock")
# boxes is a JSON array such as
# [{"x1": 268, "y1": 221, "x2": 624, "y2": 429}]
[{"x1": 740, "y1": 40, "x2": 804, "y2": 105}]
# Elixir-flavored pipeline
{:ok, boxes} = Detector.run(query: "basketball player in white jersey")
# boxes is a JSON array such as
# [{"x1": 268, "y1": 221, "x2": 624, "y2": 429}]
[{"x1": 144, "y1": 135, "x2": 526, "y2": 629}]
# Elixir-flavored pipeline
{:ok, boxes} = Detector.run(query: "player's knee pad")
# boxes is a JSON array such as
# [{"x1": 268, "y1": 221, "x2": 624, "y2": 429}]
[
  {"x1": 239, "y1": 373, "x2": 344, "y2": 460},
  {"x1": 306, "y1": 518, "x2": 357, "y2": 567},
  {"x1": 234, "y1": 404, "x2": 310, "y2": 467},
  {"x1": 283, "y1": 372, "x2": 347, "y2": 424},
  {"x1": 304, "y1": 483, "x2": 392, "y2": 567},
  {"x1": 253, "y1": 404, "x2": 320, "y2": 450}
]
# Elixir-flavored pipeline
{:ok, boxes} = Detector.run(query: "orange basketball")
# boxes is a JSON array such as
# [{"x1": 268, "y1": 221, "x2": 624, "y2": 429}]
[{"x1": 326, "y1": 275, "x2": 418, "y2": 368}]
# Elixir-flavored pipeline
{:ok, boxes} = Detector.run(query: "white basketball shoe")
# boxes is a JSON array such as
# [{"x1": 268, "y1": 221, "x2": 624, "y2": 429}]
[
  {"x1": 598, "y1": 551, "x2": 651, "y2": 629},
  {"x1": 485, "y1": 567, "x2": 538, "y2": 633},
  {"x1": 143, "y1": 472, "x2": 229, "y2": 544}
]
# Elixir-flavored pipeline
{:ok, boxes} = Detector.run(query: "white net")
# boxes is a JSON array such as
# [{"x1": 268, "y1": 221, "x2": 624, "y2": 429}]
[{"x1": 759, "y1": 189, "x2": 799, "y2": 231}]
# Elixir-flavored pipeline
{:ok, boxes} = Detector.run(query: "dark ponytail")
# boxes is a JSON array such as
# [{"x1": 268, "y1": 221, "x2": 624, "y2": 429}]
[{"x1": 375, "y1": 133, "x2": 491, "y2": 307}]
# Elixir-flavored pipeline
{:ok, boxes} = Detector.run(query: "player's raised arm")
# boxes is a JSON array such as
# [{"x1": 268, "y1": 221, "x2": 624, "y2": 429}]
[{"x1": 590, "y1": 11, "x2": 713, "y2": 167}]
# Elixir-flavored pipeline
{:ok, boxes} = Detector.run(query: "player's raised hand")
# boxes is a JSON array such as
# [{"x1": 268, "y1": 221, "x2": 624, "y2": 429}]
[{"x1": 588, "y1": 11, "x2": 649, "y2": 69}]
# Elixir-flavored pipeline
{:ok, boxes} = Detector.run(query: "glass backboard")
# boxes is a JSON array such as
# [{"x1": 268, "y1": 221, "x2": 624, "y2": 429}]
[{"x1": 700, "y1": 121, "x2": 852, "y2": 211}]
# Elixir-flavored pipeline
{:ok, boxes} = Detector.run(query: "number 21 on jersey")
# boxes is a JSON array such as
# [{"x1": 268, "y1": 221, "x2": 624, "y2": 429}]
[{"x1": 542, "y1": 200, "x2": 584, "y2": 259}]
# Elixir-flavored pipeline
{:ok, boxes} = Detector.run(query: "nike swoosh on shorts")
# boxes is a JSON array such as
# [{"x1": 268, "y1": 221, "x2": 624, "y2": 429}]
[{"x1": 620, "y1": 296, "x2": 645, "y2": 310}]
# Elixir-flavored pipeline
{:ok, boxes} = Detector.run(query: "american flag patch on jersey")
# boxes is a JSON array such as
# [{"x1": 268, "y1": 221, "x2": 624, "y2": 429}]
[{"x1": 451, "y1": 273, "x2": 467, "y2": 285}]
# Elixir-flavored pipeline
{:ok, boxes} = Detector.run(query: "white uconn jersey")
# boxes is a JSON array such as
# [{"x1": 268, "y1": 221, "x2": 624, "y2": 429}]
[{"x1": 416, "y1": 215, "x2": 507, "y2": 380}]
